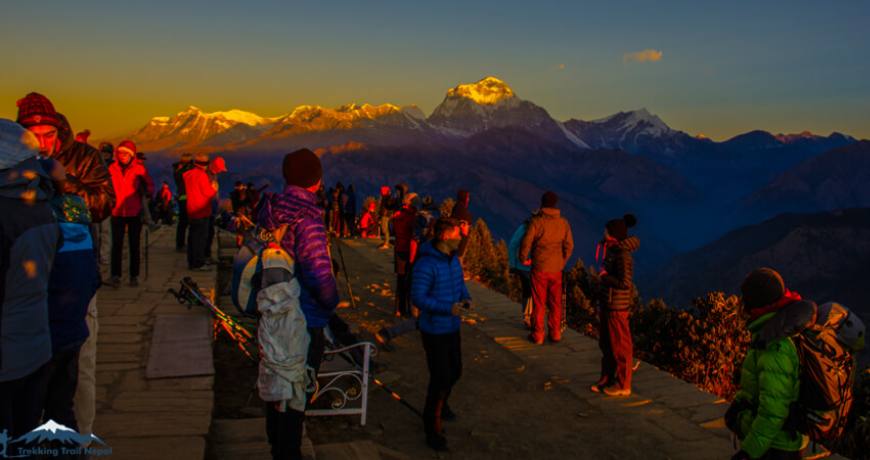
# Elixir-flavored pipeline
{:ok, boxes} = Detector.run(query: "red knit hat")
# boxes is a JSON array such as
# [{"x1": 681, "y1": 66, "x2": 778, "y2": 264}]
[
  {"x1": 116, "y1": 140, "x2": 137, "y2": 157},
  {"x1": 16, "y1": 92, "x2": 63, "y2": 129}
]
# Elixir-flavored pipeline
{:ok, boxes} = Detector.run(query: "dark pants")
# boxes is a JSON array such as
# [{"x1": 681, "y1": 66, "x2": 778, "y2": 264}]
[
  {"x1": 187, "y1": 217, "x2": 210, "y2": 269},
  {"x1": 43, "y1": 347, "x2": 82, "y2": 432},
  {"x1": 206, "y1": 215, "x2": 216, "y2": 259},
  {"x1": 758, "y1": 449, "x2": 801, "y2": 460},
  {"x1": 421, "y1": 331, "x2": 462, "y2": 437},
  {"x1": 514, "y1": 270, "x2": 533, "y2": 323},
  {"x1": 265, "y1": 327, "x2": 325, "y2": 460},
  {"x1": 530, "y1": 271, "x2": 563, "y2": 342},
  {"x1": 598, "y1": 308, "x2": 633, "y2": 390},
  {"x1": 395, "y1": 251, "x2": 412, "y2": 317},
  {"x1": 0, "y1": 362, "x2": 49, "y2": 438},
  {"x1": 176, "y1": 200, "x2": 188, "y2": 250},
  {"x1": 110, "y1": 215, "x2": 142, "y2": 279}
]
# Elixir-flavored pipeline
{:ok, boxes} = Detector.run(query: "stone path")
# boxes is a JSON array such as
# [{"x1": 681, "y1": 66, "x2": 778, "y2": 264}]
[{"x1": 92, "y1": 227, "x2": 215, "y2": 460}]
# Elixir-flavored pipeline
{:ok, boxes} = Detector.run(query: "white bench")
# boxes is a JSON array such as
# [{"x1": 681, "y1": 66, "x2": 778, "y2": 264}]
[{"x1": 306, "y1": 341, "x2": 377, "y2": 426}]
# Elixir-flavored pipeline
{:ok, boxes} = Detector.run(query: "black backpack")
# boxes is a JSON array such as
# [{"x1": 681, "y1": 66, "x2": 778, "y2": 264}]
[{"x1": 790, "y1": 302, "x2": 865, "y2": 442}]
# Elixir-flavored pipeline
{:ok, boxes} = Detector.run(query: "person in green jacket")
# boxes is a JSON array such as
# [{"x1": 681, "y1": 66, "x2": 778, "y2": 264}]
[{"x1": 726, "y1": 268, "x2": 810, "y2": 460}]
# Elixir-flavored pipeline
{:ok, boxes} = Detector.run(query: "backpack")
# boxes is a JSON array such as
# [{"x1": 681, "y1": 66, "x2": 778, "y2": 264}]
[
  {"x1": 791, "y1": 302, "x2": 865, "y2": 442},
  {"x1": 231, "y1": 224, "x2": 293, "y2": 316}
]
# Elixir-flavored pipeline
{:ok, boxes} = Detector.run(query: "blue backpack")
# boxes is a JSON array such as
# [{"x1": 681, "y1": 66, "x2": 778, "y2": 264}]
[{"x1": 231, "y1": 224, "x2": 293, "y2": 316}]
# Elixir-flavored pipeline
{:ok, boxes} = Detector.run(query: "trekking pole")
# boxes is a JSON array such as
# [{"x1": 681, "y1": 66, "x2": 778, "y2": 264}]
[
  {"x1": 145, "y1": 227, "x2": 150, "y2": 281},
  {"x1": 372, "y1": 377, "x2": 422, "y2": 418},
  {"x1": 331, "y1": 235, "x2": 357, "y2": 308}
]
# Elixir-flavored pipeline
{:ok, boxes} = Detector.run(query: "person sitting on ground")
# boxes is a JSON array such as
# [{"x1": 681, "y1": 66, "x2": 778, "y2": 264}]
[
  {"x1": 411, "y1": 217, "x2": 471, "y2": 452},
  {"x1": 0, "y1": 119, "x2": 58, "y2": 439},
  {"x1": 519, "y1": 191, "x2": 573, "y2": 345},
  {"x1": 725, "y1": 268, "x2": 809, "y2": 460},
  {"x1": 107, "y1": 140, "x2": 153, "y2": 287},
  {"x1": 591, "y1": 214, "x2": 639, "y2": 397},
  {"x1": 41, "y1": 158, "x2": 100, "y2": 434}
]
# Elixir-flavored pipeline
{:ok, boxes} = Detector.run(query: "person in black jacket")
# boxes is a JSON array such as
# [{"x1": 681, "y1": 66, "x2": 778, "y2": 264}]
[
  {"x1": 173, "y1": 153, "x2": 194, "y2": 251},
  {"x1": 591, "y1": 214, "x2": 639, "y2": 397},
  {"x1": 17, "y1": 93, "x2": 114, "y2": 438}
]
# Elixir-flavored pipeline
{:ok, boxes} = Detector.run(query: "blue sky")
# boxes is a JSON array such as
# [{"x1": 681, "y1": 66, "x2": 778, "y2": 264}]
[{"x1": 1, "y1": 0, "x2": 868, "y2": 139}]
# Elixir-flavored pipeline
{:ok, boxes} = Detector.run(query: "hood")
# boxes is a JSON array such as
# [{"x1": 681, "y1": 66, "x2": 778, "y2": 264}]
[
  {"x1": 0, "y1": 157, "x2": 53, "y2": 202},
  {"x1": 750, "y1": 299, "x2": 816, "y2": 348},
  {"x1": 618, "y1": 236, "x2": 640, "y2": 252},
  {"x1": 260, "y1": 184, "x2": 322, "y2": 229},
  {"x1": 56, "y1": 112, "x2": 75, "y2": 153},
  {"x1": 419, "y1": 240, "x2": 453, "y2": 261},
  {"x1": 541, "y1": 208, "x2": 561, "y2": 217}
]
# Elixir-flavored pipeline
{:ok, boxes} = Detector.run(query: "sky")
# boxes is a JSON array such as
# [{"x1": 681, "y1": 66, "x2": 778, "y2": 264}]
[{"x1": 1, "y1": 0, "x2": 869, "y2": 140}]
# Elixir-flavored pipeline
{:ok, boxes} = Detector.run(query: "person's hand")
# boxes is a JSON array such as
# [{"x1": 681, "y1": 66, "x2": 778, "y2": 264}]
[{"x1": 451, "y1": 302, "x2": 469, "y2": 316}]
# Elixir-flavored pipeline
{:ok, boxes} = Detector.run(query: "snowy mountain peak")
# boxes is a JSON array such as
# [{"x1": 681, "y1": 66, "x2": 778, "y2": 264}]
[
  {"x1": 593, "y1": 108, "x2": 672, "y2": 135},
  {"x1": 445, "y1": 76, "x2": 516, "y2": 105}
]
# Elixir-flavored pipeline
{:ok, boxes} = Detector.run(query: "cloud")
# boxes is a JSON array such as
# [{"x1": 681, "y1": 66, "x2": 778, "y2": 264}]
[{"x1": 623, "y1": 49, "x2": 663, "y2": 63}]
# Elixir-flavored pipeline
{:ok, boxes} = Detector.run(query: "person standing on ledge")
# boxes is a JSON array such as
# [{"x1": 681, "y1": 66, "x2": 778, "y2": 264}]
[
  {"x1": 411, "y1": 217, "x2": 471, "y2": 452},
  {"x1": 591, "y1": 214, "x2": 639, "y2": 397},
  {"x1": 258, "y1": 148, "x2": 339, "y2": 460},
  {"x1": 519, "y1": 191, "x2": 574, "y2": 345}
]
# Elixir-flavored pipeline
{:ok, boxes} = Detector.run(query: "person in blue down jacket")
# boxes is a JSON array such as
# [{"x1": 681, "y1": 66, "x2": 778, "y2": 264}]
[
  {"x1": 40, "y1": 158, "x2": 101, "y2": 434},
  {"x1": 411, "y1": 217, "x2": 471, "y2": 452},
  {"x1": 257, "y1": 148, "x2": 339, "y2": 460},
  {"x1": 0, "y1": 119, "x2": 59, "y2": 438}
]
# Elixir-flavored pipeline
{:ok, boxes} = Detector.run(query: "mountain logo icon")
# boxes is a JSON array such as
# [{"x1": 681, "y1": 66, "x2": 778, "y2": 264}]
[{"x1": 11, "y1": 420, "x2": 106, "y2": 446}]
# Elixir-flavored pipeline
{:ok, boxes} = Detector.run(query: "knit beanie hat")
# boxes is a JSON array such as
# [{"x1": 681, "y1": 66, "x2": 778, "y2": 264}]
[
  {"x1": 0, "y1": 119, "x2": 40, "y2": 169},
  {"x1": 282, "y1": 148, "x2": 322, "y2": 188},
  {"x1": 741, "y1": 268, "x2": 786, "y2": 311},
  {"x1": 16, "y1": 93, "x2": 63, "y2": 129},
  {"x1": 194, "y1": 153, "x2": 209, "y2": 167},
  {"x1": 116, "y1": 140, "x2": 136, "y2": 157},
  {"x1": 541, "y1": 191, "x2": 559, "y2": 209},
  {"x1": 606, "y1": 214, "x2": 637, "y2": 240}
]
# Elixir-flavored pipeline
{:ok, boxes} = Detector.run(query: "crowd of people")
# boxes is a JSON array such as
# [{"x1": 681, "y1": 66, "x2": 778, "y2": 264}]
[{"x1": 0, "y1": 92, "x2": 860, "y2": 460}]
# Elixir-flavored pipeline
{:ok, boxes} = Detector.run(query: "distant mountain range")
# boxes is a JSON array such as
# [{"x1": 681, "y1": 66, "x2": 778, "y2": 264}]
[
  {"x1": 130, "y1": 76, "x2": 869, "y2": 297},
  {"x1": 645, "y1": 207, "x2": 870, "y2": 318}
]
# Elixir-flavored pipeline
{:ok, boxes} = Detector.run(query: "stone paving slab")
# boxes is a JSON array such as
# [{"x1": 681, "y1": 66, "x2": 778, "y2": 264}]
[
  {"x1": 91, "y1": 227, "x2": 216, "y2": 460},
  {"x1": 146, "y1": 314, "x2": 214, "y2": 379}
]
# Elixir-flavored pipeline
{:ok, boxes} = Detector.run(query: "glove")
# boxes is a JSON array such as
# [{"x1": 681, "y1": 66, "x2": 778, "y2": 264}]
[
  {"x1": 730, "y1": 450, "x2": 750, "y2": 460},
  {"x1": 724, "y1": 399, "x2": 749, "y2": 437}
]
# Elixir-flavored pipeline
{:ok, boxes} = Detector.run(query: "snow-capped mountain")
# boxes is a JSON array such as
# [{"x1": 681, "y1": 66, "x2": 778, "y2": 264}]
[
  {"x1": 13, "y1": 419, "x2": 106, "y2": 446},
  {"x1": 127, "y1": 106, "x2": 283, "y2": 152},
  {"x1": 428, "y1": 76, "x2": 588, "y2": 148},
  {"x1": 563, "y1": 108, "x2": 701, "y2": 156}
]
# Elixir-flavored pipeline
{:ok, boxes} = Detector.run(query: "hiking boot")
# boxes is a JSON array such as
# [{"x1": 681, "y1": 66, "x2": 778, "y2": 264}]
[
  {"x1": 527, "y1": 334, "x2": 544, "y2": 345},
  {"x1": 192, "y1": 265, "x2": 211, "y2": 272},
  {"x1": 590, "y1": 377, "x2": 609, "y2": 394},
  {"x1": 378, "y1": 243, "x2": 390, "y2": 250},
  {"x1": 443, "y1": 405, "x2": 457, "y2": 422},
  {"x1": 107, "y1": 276, "x2": 121, "y2": 289},
  {"x1": 549, "y1": 334, "x2": 562, "y2": 344},
  {"x1": 129, "y1": 277, "x2": 139, "y2": 287},
  {"x1": 602, "y1": 385, "x2": 631, "y2": 397},
  {"x1": 425, "y1": 432, "x2": 448, "y2": 452}
]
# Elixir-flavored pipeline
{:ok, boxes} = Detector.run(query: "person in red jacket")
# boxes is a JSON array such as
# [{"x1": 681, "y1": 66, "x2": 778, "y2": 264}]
[
  {"x1": 107, "y1": 140, "x2": 153, "y2": 287},
  {"x1": 391, "y1": 192, "x2": 419, "y2": 317},
  {"x1": 359, "y1": 200, "x2": 378, "y2": 238},
  {"x1": 156, "y1": 181, "x2": 174, "y2": 224},
  {"x1": 183, "y1": 153, "x2": 217, "y2": 270}
]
